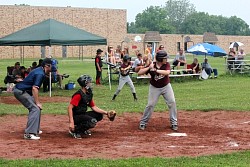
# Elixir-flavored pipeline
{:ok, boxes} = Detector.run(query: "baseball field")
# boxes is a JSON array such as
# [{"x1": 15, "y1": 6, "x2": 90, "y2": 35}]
[{"x1": 0, "y1": 56, "x2": 249, "y2": 166}]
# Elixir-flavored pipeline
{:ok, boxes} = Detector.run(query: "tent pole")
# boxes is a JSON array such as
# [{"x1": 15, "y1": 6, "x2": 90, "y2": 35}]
[
  {"x1": 22, "y1": 46, "x2": 24, "y2": 64},
  {"x1": 81, "y1": 46, "x2": 83, "y2": 61},
  {"x1": 49, "y1": 72, "x2": 52, "y2": 97},
  {"x1": 19, "y1": 46, "x2": 22, "y2": 64},
  {"x1": 48, "y1": 46, "x2": 52, "y2": 57},
  {"x1": 78, "y1": 46, "x2": 80, "y2": 60},
  {"x1": 108, "y1": 65, "x2": 111, "y2": 90}
]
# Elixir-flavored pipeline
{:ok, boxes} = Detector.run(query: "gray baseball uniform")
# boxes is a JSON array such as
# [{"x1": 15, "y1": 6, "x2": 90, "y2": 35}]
[{"x1": 140, "y1": 62, "x2": 177, "y2": 127}]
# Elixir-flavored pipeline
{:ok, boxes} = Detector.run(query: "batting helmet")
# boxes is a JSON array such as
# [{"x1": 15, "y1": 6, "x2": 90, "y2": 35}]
[
  {"x1": 156, "y1": 50, "x2": 168, "y2": 62},
  {"x1": 123, "y1": 54, "x2": 131, "y2": 61},
  {"x1": 77, "y1": 75, "x2": 92, "y2": 88}
]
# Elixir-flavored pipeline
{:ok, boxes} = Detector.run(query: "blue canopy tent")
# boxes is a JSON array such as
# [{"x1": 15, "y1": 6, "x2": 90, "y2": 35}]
[
  {"x1": 187, "y1": 43, "x2": 227, "y2": 57},
  {"x1": 187, "y1": 43, "x2": 226, "y2": 79}
]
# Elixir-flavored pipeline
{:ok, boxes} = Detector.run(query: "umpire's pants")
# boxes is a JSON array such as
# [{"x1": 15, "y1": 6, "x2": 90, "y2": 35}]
[{"x1": 13, "y1": 87, "x2": 41, "y2": 135}]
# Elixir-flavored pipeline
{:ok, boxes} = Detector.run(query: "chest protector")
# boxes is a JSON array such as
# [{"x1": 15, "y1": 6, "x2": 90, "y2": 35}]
[{"x1": 72, "y1": 89, "x2": 93, "y2": 116}]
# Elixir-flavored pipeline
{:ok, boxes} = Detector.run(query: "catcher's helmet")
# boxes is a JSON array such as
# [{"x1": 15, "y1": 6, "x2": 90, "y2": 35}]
[
  {"x1": 77, "y1": 75, "x2": 92, "y2": 88},
  {"x1": 123, "y1": 54, "x2": 131, "y2": 61},
  {"x1": 156, "y1": 50, "x2": 168, "y2": 62}
]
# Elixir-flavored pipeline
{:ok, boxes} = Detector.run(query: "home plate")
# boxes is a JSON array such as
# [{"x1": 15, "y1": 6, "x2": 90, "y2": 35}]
[{"x1": 167, "y1": 133, "x2": 187, "y2": 137}]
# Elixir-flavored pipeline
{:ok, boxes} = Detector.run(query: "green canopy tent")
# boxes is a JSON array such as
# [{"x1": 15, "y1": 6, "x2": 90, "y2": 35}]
[
  {"x1": 0, "y1": 18, "x2": 107, "y2": 46},
  {"x1": 0, "y1": 19, "x2": 107, "y2": 95}
]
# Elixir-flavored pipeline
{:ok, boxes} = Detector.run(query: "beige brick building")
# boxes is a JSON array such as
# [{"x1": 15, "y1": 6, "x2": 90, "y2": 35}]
[{"x1": 0, "y1": 5, "x2": 249, "y2": 59}]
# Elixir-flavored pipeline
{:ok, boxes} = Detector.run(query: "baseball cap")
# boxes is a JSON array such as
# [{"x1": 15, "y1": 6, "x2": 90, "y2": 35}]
[
  {"x1": 97, "y1": 49, "x2": 103, "y2": 53},
  {"x1": 41, "y1": 58, "x2": 52, "y2": 67}
]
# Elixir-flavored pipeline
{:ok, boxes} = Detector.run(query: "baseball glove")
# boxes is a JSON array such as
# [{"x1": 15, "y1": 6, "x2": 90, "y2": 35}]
[{"x1": 107, "y1": 110, "x2": 116, "y2": 121}]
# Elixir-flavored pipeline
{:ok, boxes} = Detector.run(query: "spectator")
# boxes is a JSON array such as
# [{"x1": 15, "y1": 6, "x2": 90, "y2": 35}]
[
  {"x1": 190, "y1": 58, "x2": 200, "y2": 74},
  {"x1": 173, "y1": 49, "x2": 187, "y2": 71},
  {"x1": 12, "y1": 62, "x2": 21, "y2": 77},
  {"x1": 37, "y1": 59, "x2": 43, "y2": 67},
  {"x1": 114, "y1": 45, "x2": 122, "y2": 64},
  {"x1": 15, "y1": 66, "x2": 28, "y2": 82},
  {"x1": 132, "y1": 53, "x2": 144, "y2": 73},
  {"x1": 154, "y1": 45, "x2": 165, "y2": 62},
  {"x1": 145, "y1": 44, "x2": 152, "y2": 56},
  {"x1": 145, "y1": 44, "x2": 152, "y2": 62},
  {"x1": 143, "y1": 54, "x2": 152, "y2": 68},
  {"x1": 156, "y1": 45, "x2": 165, "y2": 53},
  {"x1": 135, "y1": 49, "x2": 140, "y2": 57},
  {"x1": 106, "y1": 45, "x2": 116, "y2": 66},
  {"x1": 95, "y1": 49, "x2": 103, "y2": 85},
  {"x1": 43, "y1": 58, "x2": 63, "y2": 92},
  {"x1": 202, "y1": 58, "x2": 218, "y2": 78},
  {"x1": 122, "y1": 47, "x2": 129, "y2": 57},
  {"x1": 227, "y1": 48, "x2": 237, "y2": 69},
  {"x1": 27, "y1": 61, "x2": 38, "y2": 73},
  {"x1": 236, "y1": 48, "x2": 246, "y2": 64}
]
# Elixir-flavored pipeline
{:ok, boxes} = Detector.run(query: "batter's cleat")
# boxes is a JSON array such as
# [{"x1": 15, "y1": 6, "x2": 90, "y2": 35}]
[
  {"x1": 69, "y1": 130, "x2": 82, "y2": 139},
  {"x1": 83, "y1": 130, "x2": 92, "y2": 136},
  {"x1": 171, "y1": 125, "x2": 178, "y2": 131},
  {"x1": 138, "y1": 124, "x2": 146, "y2": 130},
  {"x1": 38, "y1": 130, "x2": 43, "y2": 134},
  {"x1": 24, "y1": 134, "x2": 40, "y2": 140}
]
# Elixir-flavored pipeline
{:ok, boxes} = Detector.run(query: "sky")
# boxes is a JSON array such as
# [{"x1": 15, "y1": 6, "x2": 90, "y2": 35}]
[{"x1": 1, "y1": 0, "x2": 250, "y2": 25}]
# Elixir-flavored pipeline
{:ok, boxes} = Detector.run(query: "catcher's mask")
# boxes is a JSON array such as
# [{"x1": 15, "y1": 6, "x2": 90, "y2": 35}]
[
  {"x1": 156, "y1": 50, "x2": 168, "y2": 62},
  {"x1": 123, "y1": 54, "x2": 131, "y2": 62},
  {"x1": 77, "y1": 74, "x2": 92, "y2": 89}
]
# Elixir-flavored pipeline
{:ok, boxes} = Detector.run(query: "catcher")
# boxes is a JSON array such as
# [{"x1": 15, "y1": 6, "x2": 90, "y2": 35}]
[{"x1": 68, "y1": 74, "x2": 116, "y2": 139}]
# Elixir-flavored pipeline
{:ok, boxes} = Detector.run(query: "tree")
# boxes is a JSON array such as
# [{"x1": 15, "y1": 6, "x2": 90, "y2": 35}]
[
  {"x1": 126, "y1": 6, "x2": 176, "y2": 34},
  {"x1": 180, "y1": 12, "x2": 250, "y2": 35},
  {"x1": 127, "y1": 22, "x2": 137, "y2": 34},
  {"x1": 134, "y1": 6, "x2": 175, "y2": 34},
  {"x1": 225, "y1": 16, "x2": 250, "y2": 35},
  {"x1": 127, "y1": 0, "x2": 250, "y2": 35},
  {"x1": 165, "y1": 0, "x2": 196, "y2": 33}
]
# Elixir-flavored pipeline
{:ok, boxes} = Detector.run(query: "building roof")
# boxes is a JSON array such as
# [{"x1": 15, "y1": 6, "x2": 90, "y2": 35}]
[
  {"x1": 144, "y1": 31, "x2": 162, "y2": 42},
  {"x1": 203, "y1": 32, "x2": 218, "y2": 43}
]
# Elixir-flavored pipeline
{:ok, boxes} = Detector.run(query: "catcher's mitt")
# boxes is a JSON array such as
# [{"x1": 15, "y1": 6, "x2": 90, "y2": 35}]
[{"x1": 107, "y1": 110, "x2": 116, "y2": 121}]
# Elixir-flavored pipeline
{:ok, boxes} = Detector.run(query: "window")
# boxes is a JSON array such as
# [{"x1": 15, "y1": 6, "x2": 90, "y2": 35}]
[{"x1": 177, "y1": 42, "x2": 181, "y2": 51}]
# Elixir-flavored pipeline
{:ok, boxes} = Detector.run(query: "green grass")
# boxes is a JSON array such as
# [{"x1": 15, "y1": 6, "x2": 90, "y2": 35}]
[
  {"x1": 0, "y1": 56, "x2": 250, "y2": 166},
  {"x1": 0, "y1": 151, "x2": 249, "y2": 167}
]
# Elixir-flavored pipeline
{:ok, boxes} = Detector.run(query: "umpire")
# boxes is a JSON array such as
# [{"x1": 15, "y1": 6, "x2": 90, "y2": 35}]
[{"x1": 13, "y1": 58, "x2": 52, "y2": 140}]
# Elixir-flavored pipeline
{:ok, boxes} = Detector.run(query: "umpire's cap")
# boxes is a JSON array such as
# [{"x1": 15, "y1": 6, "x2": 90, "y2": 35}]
[{"x1": 41, "y1": 58, "x2": 53, "y2": 67}]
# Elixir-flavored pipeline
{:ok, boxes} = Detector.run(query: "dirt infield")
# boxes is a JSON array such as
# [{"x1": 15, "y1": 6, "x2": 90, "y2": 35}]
[{"x1": 0, "y1": 96, "x2": 250, "y2": 159}]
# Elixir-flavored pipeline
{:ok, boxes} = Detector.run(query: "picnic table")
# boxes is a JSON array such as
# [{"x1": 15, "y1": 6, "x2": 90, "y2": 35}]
[{"x1": 224, "y1": 56, "x2": 250, "y2": 74}]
